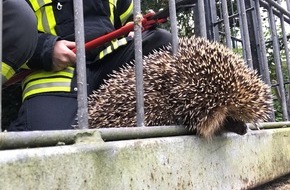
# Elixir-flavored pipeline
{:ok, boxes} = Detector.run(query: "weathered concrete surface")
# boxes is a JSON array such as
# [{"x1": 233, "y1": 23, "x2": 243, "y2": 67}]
[{"x1": 0, "y1": 128, "x2": 289, "y2": 190}]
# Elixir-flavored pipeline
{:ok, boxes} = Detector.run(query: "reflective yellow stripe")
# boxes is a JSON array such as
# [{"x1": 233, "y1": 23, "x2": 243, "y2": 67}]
[
  {"x1": 120, "y1": 1, "x2": 133, "y2": 25},
  {"x1": 1, "y1": 62, "x2": 15, "y2": 83},
  {"x1": 20, "y1": 63, "x2": 30, "y2": 69},
  {"x1": 99, "y1": 51, "x2": 105, "y2": 60},
  {"x1": 98, "y1": 38, "x2": 128, "y2": 59},
  {"x1": 109, "y1": 0, "x2": 116, "y2": 24},
  {"x1": 23, "y1": 85, "x2": 71, "y2": 101},
  {"x1": 30, "y1": 0, "x2": 52, "y2": 12},
  {"x1": 22, "y1": 67, "x2": 74, "y2": 87},
  {"x1": 112, "y1": 40, "x2": 118, "y2": 49},
  {"x1": 31, "y1": 0, "x2": 56, "y2": 35},
  {"x1": 24, "y1": 77, "x2": 71, "y2": 91},
  {"x1": 22, "y1": 67, "x2": 74, "y2": 100}
]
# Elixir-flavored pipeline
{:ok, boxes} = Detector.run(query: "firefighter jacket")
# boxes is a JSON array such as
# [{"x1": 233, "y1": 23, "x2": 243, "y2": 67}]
[
  {"x1": 22, "y1": 0, "x2": 133, "y2": 100},
  {"x1": 2, "y1": 0, "x2": 37, "y2": 84}
]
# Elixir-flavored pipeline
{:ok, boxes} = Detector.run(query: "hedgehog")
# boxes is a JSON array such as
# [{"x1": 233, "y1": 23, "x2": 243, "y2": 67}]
[{"x1": 87, "y1": 36, "x2": 273, "y2": 139}]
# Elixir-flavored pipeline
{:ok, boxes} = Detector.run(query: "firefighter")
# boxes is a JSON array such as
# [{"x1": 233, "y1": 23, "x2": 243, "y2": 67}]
[
  {"x1": 2, "y1": 0, "x2": 37, "y2": 84},
  {"x1": 8, "y1": 0, "x2": 171, "y2": 131}
]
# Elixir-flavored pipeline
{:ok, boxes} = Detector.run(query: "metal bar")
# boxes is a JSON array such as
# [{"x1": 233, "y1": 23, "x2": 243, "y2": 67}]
[
  {"x1": 238, "y1": 0, "x2": 253, "y2": 68},
  {"x1": 253, "y1": 0, "x2": 269, "y2": 82},
  {"x1": 214, "y1": 7, "x2": 254, "y2": 26},
  {"x1": 253, "y1": 0, "x2": 275, "y2": 121},
  {"x1": 230, "y1": 0, "x2": 237, "y2": 49},
  {"x1": 207, "y1": 0, "x2": 219, "y2": 41},
  {"x1": 268, "y1": 5, "x2": 289, "y2": 121},
  {"x1": 204, "y1": 0, "x2": 212, "y2": 40},
  {"x1": 277, "y1": 0, "x2": 290, "y2": 120},
  {"x1": 73, "y1": 0, "x2": 88, "y2": 128},
  {"x1": 134, "y1": 0, "x2": 144, "y2": 127},
  {"x1": 248, "y1": 121, "x2": 290, "y2": 129},
  {"x1": 259, "y1": 0, "x2": 290, "y2": 24},
  {"x1": 218, "y1": 31, "x2": 243, "y2": 42},
  {"x1": 0, "y1": 126, "x2": 191, "y2": 150},
  {"x1": 1, "y1": 123, "x2": 290, "y2": 150},
  {"x1": 1, "y1": 128, "x2": 290, "y2": 189},
  {"x1": 197, "y1": 0, "x2": 207, "y2": 38},
  {"x1": 169, "y1": 0, "x2": 178, "y2": 54},
  {"x1": 0, "y1": 0, "x2": 2, "y2": 132},
  {"x1": 261, "y1": 0, "x2": 290, "y2": 18},
  {"x1": 287, "y1": 0, "x2": 290, "y2": 11},
  {"x1": 218, "y1": 1, "x2": 223, "y2": 40},
  {"x1": 221, "y1": 0, "x2": 232, "y2": 48}
]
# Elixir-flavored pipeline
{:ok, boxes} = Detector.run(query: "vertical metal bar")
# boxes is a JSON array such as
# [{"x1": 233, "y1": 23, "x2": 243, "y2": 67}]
[
  {"x1": 230, "y1": 0, "x2": 237, "y2": 48},
  {"x1": 238, "y1": 0, "x2": 253, "y2": 68},
  {"x1": 265, "y1": 0, "x2": 290, "y2": 18},
  {"x1": 169, "y1": 0, "x2": 178, "y2": 54},
  {"x1": 133, "y1": 0, "x2": 144, "y2": 127},
  {"x1": 253, "y1": 0, "x2": 275, "y2": 121},
  {"x1": 268, "y1": 5, "x2": 289, "y2": 121},
  {"x1": 277, "y1": 0, "x2": 290, "y2": 83},
  {"x1": 221, "y1": 0, "x2": 232, "y2": 48},
  {"x1": 73, "y1": 0, "x2": 88, "y2": 128},
  {"x1": 287, "y1": 0, "x2": 290, "y2": 11},
  {"x1": 208, "y1": 0, "x2": 219, "y2": 41},
  {"x1": 0, "y1": 0, "x2": 2, "y2": 132},
  {"x1": 277, "y1": 0, "x2": 290, "y2": 119},
  {"x1": 197, "y1": 0, "x2": 207, "y2": 38},
  {"x1": 218, "y1": 1, "x2": 223, "y2": 40},
  {"x1": 259, "y1": 1, "x2": 290, "y2": 24}
]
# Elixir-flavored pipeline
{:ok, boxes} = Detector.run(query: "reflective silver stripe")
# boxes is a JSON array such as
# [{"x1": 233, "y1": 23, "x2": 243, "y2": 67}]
[
  {"x1": 98, "y1": 37, "x2": 128, "y2": 59},
  {"x1": 30, "y1": 0, "x2": 57, "y2": 35},
  {"x1": 30, "y1": 0, "x2": 53, "y2": 11},
  {"x1": 22, "y1": 67, "x2": 74, "y2": 87},
  {"x1": 22, "y1": 79, "x2": 72, "y2": 101}
]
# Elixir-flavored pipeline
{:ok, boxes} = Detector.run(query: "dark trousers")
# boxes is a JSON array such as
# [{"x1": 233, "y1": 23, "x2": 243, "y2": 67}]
[
  {"x1": 8, "y1": 28, "x2": 172, "y2": 131},
  {"x1": 3, "y1": 0, "x2": 37, "y2": 70}
]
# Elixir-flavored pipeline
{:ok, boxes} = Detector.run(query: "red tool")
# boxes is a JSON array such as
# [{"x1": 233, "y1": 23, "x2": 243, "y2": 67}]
[{"x1": 4, "y1": 0, "x2": 194, "y2": 87}]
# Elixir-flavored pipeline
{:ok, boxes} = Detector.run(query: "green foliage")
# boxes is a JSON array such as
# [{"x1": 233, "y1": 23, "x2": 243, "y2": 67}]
[{"x1": 141, "y1": 0, "x2": 195, "y2": 37}]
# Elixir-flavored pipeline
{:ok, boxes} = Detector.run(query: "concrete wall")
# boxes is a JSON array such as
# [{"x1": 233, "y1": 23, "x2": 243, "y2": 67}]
[{"x1": 0, "y1": 128, "x2": 290, "y2": 190}]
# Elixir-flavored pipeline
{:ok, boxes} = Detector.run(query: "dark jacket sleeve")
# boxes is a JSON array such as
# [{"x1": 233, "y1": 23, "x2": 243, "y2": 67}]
[
  {"x1": 26, "y1": 33, "x2": 60, "y2": 71},
  {"x1": 115, "y1": 0, "x2": 133, "y2": 27}
]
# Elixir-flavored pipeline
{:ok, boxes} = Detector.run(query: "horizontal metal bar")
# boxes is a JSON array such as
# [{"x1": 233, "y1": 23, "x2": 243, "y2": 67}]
[
  {"x1": 0, "y1": 126, "x2": 191, "y2": 150},
  {"x1": 261, "y1": 0, "x2": 290, "y2": 18},
  {"x1": 259, "y1": 0, "x2": 290, "y2": 24},
  {"x1": 248, "y1": 121, "x2": 290, "y2": 129},
  {"x1": 214, "y1": 7, "x2": 255, "y2": 26},
  {"x1": 1, "y1": 127, "x2": 290, "y2": 189},
  {"x1": 218, "y1": 31, "x2": 243, "y2": 42},
  {"x1": 0, "y1": 122, "x2": 290, "y2": 150}
]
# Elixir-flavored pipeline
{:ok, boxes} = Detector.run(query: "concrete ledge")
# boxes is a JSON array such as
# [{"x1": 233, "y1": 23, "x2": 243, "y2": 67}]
[{"x1": 0, "y1": 128, "x2": 289, "y2": 190}]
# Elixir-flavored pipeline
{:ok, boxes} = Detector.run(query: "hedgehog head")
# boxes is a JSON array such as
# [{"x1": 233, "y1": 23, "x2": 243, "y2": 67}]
[{"x1": 174, "y1": 37, "x2": 273, "y2": 139}]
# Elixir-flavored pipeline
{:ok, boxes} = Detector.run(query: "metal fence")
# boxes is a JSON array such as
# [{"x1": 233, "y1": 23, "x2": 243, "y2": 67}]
[
  {"x1": 191, "y1": 0, "x2": 290, "y2": 122},
  {"x1": 1, "y1": 0, "x2": 290, "y2": 137}
]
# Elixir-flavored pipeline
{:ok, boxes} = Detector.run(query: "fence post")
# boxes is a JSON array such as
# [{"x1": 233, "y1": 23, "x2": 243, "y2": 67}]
[
  {"x1": 169, "y1": 0, "x2": 179, "y2": 54},
  {"x1": 133, "y1": 0, "x2": 145, "y2": 127},
  {"x1": 237, "y1": 0, "x2": 253, "y2": 68},
  {"x1": 221, "y1": 0, "x2": 232, "y2": 48},
  {"x1": 268, "y1": 4, "x2": 289, "y2": 121},
  {"x1": 73, "y1": 0, "x2": 88, "y2": 128},
  {"x1": 0, "y1": 0, "x2": 2, "y2": 132}
]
